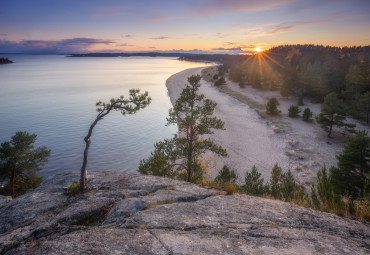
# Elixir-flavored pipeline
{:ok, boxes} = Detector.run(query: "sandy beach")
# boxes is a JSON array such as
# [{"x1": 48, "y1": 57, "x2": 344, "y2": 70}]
[{"x1": 166, "y1": 66, "x2": 370, "y2": 188}]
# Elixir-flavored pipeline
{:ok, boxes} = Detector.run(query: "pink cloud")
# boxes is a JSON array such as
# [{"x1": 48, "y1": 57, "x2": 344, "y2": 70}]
[
  {"x1": 116, "y1": 43, "x2": 135, "y2": 47},
  {"x1": 0, "y1": 38, "x2": 115, "y2": 53}
]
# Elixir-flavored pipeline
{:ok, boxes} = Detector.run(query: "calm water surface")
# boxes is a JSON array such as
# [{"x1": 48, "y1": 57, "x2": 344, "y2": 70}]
[{"x1": 0, "y1": 55, "x2": 211, "y2": 177}]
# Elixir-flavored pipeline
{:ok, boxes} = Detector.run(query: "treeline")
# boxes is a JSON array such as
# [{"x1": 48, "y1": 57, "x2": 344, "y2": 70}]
[{"x1": 222, "y1": 44, "x2": 370, "y2": 123}]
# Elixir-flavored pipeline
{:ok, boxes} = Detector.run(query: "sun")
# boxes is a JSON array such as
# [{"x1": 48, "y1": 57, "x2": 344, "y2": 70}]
[{"x1": 254, "y1": 47, "x2": 263, "y2": 53}]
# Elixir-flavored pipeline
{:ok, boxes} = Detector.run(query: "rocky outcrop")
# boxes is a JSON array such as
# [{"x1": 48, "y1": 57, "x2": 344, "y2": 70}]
[{"x1": 0, "y1": 171, "x2": 368, "y2": 254}]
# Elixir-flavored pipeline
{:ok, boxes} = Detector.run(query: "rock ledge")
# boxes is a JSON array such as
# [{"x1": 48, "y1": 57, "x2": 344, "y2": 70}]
[{"x1": 0, "y1": 171, "x2": 368, "y2": 254}]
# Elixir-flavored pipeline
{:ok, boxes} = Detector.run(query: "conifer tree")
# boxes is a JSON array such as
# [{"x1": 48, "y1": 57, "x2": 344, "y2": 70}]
[
  {"x1": 214, "y1": 165, "x2": 237, "y2": 186},
  {"x1": 316, "y1": 92, "x2": 355, "y2": 137},
  {"x1": 330, "y1": 130, "x2": 370, "y2": 198},
  {"x1": 139, "y1": 75, "x2": 227, "y2": 182},
  {"x1": 0, "y1": 131, "x2": 50, "y2": 198},
  {"x1": 241, "y1": 165, "x2": 265, "y2": 195},
  {"x1": 288, "y1": 105, "x2": 301, "y2": 117},
  {"x1": 269, "y1": 163, "x2": 283, "y2": 199},
  {"x1": 281, "y1": 169, "x2": 296, "y2": 200},
  {"x1": 80, "y1": 89, "x2": 151, "y2": 192},
  {"x1": 302, "y1": 107, "x2": 313, "y2": 122},
  {"x1": 266, "y1": 97, "x2": 280, "y2": 115}
]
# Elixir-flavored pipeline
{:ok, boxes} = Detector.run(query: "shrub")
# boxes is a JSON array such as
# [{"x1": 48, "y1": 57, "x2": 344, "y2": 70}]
[
  {"x1": 355, "y1": 198, "x2": 370, "y2": 219},
  {"x1": 67, "y1": 178, "x2": 80, "y2": 196},
  {"x1": 266, "y1": 97, "x2": 280, "y2": 115},
  {"x1": 288, "y1": 105, "x2": 301, "y2": 117},
  {"x1": 292, "y1": 187, "x2": 310, "y2": 207},
  {"x1": 201, "y1": 180, "x2": 222, "y2": 190},
  {"x1": 302, "y1": 107, "x2": 313, "y2": 122},
  {"x1": 214, "y1": 165, "x2": 237, "y2": 186},
  {"x1": 224, "y1": 182, "x2": 237, "y2": 195},
  {"x1": 310, "y1": 184, "x2": 321, "y2": 210}
]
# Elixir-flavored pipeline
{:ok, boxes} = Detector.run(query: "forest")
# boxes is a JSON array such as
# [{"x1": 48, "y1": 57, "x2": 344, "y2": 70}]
[{"x1": 220, "y1": 45, "x2": 370, "y2": 124}]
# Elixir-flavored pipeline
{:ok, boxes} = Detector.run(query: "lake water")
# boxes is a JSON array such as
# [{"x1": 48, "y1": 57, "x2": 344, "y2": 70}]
[{"x1": 0, "y1": 55, "x2": 211, "y2": 177}]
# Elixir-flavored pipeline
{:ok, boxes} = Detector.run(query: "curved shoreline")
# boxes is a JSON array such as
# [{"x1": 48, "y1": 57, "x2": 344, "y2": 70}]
[
  {"x1": 165, "y1": 66, "x2": 370, "y2": 187},
  {"x1": 165, "y1": 66, "x2": 292, "y2": 184}
]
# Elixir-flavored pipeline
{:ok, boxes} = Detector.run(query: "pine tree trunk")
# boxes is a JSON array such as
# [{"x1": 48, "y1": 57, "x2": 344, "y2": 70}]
[
  {"x1": 80, "y1": 115, "x2": 106, "y2": 192},
  {"x1": 328, "y1": 115, "x2": 333, "y2": 138},
  {"x1": 328, "y1": 124, "x2": 332, "y2": 138},
  {"x1": 80, "y1": 137, "x2": 90, "y2": 193}
]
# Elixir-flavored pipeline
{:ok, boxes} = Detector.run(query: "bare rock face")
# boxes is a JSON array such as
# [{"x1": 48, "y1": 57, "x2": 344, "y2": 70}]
[{"x1": 0, "y1": 171, "x2": 368, "y2": 254}]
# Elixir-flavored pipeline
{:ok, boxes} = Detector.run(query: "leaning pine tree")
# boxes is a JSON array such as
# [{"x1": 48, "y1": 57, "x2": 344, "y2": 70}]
[
  {"x1": 139, "y1": 75, "x2": 227, "y2": 182},
  {"x1": 80, "y1": 89, "x2": 151, "y2": 192}
]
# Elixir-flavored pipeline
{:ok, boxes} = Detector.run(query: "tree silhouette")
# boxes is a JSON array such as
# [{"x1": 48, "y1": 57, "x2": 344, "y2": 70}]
[{"x1": 80, "y1": 89, "x2": 151, "y2": 192}]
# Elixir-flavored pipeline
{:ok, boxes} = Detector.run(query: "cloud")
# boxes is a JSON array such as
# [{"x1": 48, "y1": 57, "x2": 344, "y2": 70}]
[
  {"x1": 212, "y1": 47, "x2": 242, "y2": 51},
  {"x1": 224, "y1": 42, "x2": 237, "y2": 46},
  {"x1": 116, "y1": 43, "x2": 135, "y2": 47},
  {"x1": 150, "y1": 36, "x2": 169, "y2": 40},
  {"x1": 122, "y1": 34, "x2": 133, "y2": 38},
  {"x1": 216, "y1": 32, "x2": 224, "y2": 38},
  {"x1": 0, "y1": 37, "x2": 114, "y2": 53},
  {"x1": 266, "y1": 24, "x2": 295, "y2": 34},
  {"x1": 190, "y1": 0, "x2": 295, "y2": 16},
  {"x1": 211, "y1": 46, "x2": 254, "y2": 54},
  {"x1": 0, "y1": 33, "x2": 7, "y2": 37}
]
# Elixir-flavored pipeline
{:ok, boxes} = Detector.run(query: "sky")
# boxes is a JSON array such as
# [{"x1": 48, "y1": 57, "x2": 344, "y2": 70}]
[{"x1": 0, "y1": 0, "x2": 369, "y2": 54}]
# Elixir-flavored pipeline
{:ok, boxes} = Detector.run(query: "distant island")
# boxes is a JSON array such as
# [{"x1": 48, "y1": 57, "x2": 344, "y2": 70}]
[{"x1": 0, "y1": 57, "x2": 13, "y2": 64}]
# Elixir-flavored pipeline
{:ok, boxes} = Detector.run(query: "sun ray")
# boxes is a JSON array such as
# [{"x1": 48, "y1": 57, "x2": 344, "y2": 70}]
[{"x1": 260, "y1": 52, "x2": 285, "y2": 68}]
